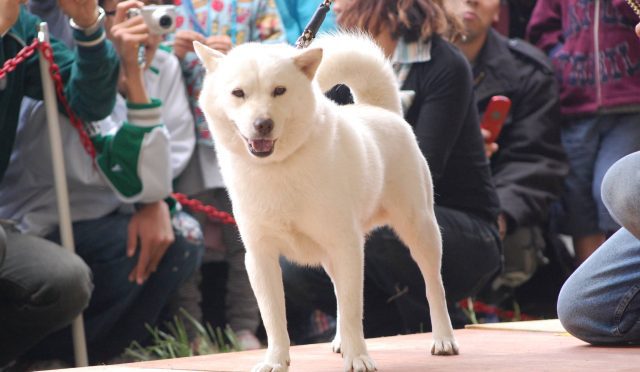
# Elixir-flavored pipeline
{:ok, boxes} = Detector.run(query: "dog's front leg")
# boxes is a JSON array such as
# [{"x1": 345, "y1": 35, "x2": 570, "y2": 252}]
[
  {"x1": 245, "y1": 250, "x2": 290, "y2": 372},
  {"x1": 325, "y1": 246, "x2": 376, "y2": 372}
]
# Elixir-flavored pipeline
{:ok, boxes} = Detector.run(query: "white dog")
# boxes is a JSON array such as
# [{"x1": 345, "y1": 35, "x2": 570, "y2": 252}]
[{"x1": 194, "y1": 32, "x2": 458, "y2": 372}]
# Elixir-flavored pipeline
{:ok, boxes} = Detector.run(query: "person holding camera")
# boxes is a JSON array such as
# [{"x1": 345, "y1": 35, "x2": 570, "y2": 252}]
[
  {"x1": 0, "y1": 0, "x2": 203, "y2": 365},
  {"x1": 170, "y1": 0, "x2": 286, "y2": 350},
  {"x1": 0, "y1": 0, "x2": 119, "y2": 369}
]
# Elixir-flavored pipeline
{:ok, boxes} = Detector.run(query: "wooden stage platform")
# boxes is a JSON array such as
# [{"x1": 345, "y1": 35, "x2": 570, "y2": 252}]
[{"x1": 62, "y1": 320, "x2": 639, "y2": 372}]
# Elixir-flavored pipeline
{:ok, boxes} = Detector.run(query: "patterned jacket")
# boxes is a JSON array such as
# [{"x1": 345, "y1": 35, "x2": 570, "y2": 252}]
[{"x1": 527, "y1": 0, "x2": 640, "y2": 116}]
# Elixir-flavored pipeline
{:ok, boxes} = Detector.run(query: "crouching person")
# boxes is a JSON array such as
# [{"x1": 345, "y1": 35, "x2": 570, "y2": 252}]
[
  {"x1": 0, "y1": 0, "x2": 118, "y2": 368},
  {"x1": 0, "y1": 0, "x2": 203, "y2": 364}
]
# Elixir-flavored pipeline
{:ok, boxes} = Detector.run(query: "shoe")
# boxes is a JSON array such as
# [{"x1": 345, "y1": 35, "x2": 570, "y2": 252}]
[{"x1": 235, "y1": 330, "x2": 262, "y2": 350}]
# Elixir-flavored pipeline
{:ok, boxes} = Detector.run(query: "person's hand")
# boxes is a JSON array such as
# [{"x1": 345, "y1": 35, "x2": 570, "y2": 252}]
[
  {"x1": 127, "y1": 200, "x2": 175, "y2": 284},
  {"x1": 58, "y1": 0, "x2": 100, "y2": 29},
  {"x1": 205, "y1": 34, "x2": 232, "y2": 54},
  {"x1": 481, "y1": 128, "x2": 499, "y2": 158},
  {"x1": 109, "y1": 0, "x2": 148, "y2": 71},
  {"x1": 636, "y1": 22, "x2": 640, "y2": 38},
  {"x1": 497, "y1": 213, "x2": 508, "y2": 241},
  {"x1": 173, "y1": 29, "x2": 205, "y2": 60},
  {"x1": 108, "y1": 0, "x2": 152, "y2": 102},
  {"x1": 0, "y1": 0, "x2": 25, "y2": 36}
]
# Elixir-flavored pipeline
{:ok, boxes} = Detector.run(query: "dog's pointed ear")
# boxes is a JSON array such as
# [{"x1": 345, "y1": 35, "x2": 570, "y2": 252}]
[
  {"x1": 293, "y1": 48, "x2": 323, "y2": 80},
  {"x1": 193, "y1": 41, "x2": 225, "y2": 72}
]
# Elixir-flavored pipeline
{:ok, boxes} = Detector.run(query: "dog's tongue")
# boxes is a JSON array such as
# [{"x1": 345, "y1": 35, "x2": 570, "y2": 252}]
[{"x1": 250, "y1": 139, "x2": 275, "y2": 153}]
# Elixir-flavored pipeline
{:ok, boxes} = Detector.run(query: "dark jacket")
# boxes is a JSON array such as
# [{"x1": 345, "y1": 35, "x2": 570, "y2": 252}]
[
  {"x1": 403, "y1": 35, "x2": 500, "y2": 224},
  {"x1": 473, "y1": 29, "x2": 569, "y2": 230},
  {"x1": 328, "y1": 36, "x2": 500, "y2": 224},
  {"x1": 527, "y1": 0, "x2": 640, "y2": 116}
]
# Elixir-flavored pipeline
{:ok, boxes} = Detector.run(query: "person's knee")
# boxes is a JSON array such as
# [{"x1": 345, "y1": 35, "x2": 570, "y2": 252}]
[
  {"x1": 602, "y1": 152, "x2": 640, "y2": 237},
  {"x1": 556, "y1": 272, "x2": 606, "y2": 344},
  {"x1": 39, "y1": 254, "x2": 92, "y2": 327}
]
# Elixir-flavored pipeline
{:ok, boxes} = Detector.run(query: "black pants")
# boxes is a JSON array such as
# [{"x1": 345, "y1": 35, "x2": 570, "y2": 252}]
[
  {"x1": 281, "y1": 206, "x2": 502, "y2": 339},
  {"x1": 0, "y1": 223, "x2": 92, "y2": 366}
]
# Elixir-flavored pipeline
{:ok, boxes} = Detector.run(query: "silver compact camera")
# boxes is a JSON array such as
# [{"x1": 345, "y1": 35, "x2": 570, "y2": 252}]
[{"x1": 127, "y1": 5, "x2": 177, "y2": 35}]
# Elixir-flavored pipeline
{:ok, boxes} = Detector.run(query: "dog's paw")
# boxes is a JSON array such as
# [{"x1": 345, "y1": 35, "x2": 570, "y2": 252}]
[
  {"x1": 251, "y1": 360, "x2": 289, "y2": 372},
  {"x1": 430, "y1": 338, "x2": 459, "y2": 356},
  {"x1": 331, "y1": 336, "x2": 341, "y2": 354},
  {"x1": 343, "y1": 354, "x2": 376, "y2": 372}
]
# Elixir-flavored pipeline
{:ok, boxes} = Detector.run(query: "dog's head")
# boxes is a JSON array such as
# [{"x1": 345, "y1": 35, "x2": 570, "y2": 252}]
[{"x1": 194, "y1": 41, "x2": 323, "y2": 162}]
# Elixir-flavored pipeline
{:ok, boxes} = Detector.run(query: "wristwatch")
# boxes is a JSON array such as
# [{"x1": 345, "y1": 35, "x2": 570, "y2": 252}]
[{"x1": 69, "y1": 6, "x2": 106, "y2": 36}]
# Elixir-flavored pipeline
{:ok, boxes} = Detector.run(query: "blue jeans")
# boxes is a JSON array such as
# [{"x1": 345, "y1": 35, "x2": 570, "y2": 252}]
[
  {"x1": 0, "y1": 223, "x2": 92, "y2": 366},
  {"x1": 557, "y1": 228, "x2": 640, "y2": 345},
  {"x1": 557, "y1": 151, "x2": 640, "y2": 345},
  {"x1": 558, "y1": 113, "x2": 640, "y2": 236},
  {"x1": 28, "y1": 211, "x2": 203, "y2": 363},
  {"x1": 282, "y1": 205, "x2": 501, "y2": 338}
]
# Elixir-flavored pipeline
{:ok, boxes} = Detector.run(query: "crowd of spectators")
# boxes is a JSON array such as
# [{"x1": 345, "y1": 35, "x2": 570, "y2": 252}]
[{"x1": 1, "y1": 0, "x2": 639, "y2": 369}]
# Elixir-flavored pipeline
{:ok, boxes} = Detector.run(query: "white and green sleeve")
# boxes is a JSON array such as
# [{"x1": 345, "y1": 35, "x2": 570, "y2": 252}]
[{"x1": 92, "y1": 98, "x2": 172, "y2": 204}]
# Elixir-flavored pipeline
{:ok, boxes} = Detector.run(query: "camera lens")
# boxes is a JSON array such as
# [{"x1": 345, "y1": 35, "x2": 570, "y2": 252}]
[{"x1": 158, "y1": 15, "x2": 173, "y2": 29}]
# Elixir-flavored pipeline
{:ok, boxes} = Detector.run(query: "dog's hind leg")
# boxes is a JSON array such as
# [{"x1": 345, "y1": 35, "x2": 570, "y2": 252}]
[
  {"x1": 323, "y1": 234, "x2": 377, "y2": 372},
  {"x1": 388, "y1": 207, "x2": 459, "y2": 356},
  {"x1": 245, "y1": 247, "x2": 291, "y2": 372}
]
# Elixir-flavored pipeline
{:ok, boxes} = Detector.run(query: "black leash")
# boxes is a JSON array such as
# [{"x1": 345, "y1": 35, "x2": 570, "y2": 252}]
[{"x1": 294, "y1": 0, "x2": 334, "y2": 49}]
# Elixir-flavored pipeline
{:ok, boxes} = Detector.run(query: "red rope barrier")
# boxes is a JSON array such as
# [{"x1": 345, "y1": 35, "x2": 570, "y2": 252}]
[
  {"x1": 4, "y1": 38, "x2": 235, "y2": 224},
  {"x1": 173, "y1": 193, "x2": 236, "y2": 224},
  {"x1": 0, "y1": 38, "x2": 39, "y2": 79},
  {"x1": 458, "y1": 298, "x2": 539, "y2": 322}
]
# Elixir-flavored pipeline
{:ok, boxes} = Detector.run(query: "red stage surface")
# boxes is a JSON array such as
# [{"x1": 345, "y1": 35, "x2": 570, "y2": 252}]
[{"x1": 60, "y1": 321, "x2": 638, "y2": 372}]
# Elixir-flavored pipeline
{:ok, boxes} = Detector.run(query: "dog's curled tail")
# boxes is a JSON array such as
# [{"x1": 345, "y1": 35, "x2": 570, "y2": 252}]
[{"x1": 312, "y1": 31, "x2": 402, "y2": 116}]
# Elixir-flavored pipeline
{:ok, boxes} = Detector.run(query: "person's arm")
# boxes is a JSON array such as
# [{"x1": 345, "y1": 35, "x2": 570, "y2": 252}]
[
  {"x1": 22, "y1": 7, "x2": 119, "y2": 122},
  {"x1": 412, "y1": 53, "x2": 475, "y2": 183},
  {"x1": 526, "y1": 0, "x2": 563, "y2": 54},
  {"x1": 490, "y1": 66, "x2": 568, "y2": 231},
  {"x1": 92, "y1": 1, "x2": 172, "y2": 204},
  {"x1": 107, "y1": 4, "x2": 175, "y2": 287}
]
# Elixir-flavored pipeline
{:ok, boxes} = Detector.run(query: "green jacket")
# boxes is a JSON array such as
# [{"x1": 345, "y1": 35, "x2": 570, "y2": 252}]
[{"x1": 0, "y1": 6, "x2": 119, "y2": 183}]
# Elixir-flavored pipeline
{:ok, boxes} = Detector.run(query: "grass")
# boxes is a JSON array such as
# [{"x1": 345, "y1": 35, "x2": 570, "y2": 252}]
[{"x1": 123, "y1": 308, "x2": 243, "y2": 361}]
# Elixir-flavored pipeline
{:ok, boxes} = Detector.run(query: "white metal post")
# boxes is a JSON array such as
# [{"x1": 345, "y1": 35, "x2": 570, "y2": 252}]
[{"x1": 37, "y1": 22, "x2": 89, "y2": 367}]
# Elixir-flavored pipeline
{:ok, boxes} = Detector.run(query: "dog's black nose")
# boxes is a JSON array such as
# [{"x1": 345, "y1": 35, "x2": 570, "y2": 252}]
[{"x1": 253, "y1": 118, "x2": 274, "y2": 136}]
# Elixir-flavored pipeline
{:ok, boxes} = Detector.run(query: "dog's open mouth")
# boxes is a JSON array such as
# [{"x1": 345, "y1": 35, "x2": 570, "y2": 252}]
[{"x1": 247, "y1": 139, "x2": 276, "y2": 157}]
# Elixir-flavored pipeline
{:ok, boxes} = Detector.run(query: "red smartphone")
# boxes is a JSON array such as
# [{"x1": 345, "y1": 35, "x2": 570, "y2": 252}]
[{"x1": 480, "y1": 95, "x2": 511, "y2": 143}]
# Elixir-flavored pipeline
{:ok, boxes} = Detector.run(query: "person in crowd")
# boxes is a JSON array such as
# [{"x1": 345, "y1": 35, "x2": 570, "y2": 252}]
[
  {"x1": 281, "y1": 0, "x2": 503, "y2": 341},
  {"x1": 170, "y1": 0, "x2": 286, "y2": 350},
  {"x1": 555, "y1": 18, "x2": 640, "y2": 349},
  {"x1": 451, "y1": 0, "x2": 568, "y2": 297},
  {"x1": 527, "y1": 0, "x2": 640, "y2": 265},
  {"x1": 0, "y1": 0, "x2": 203, "y2": 364},
  {"x1": 0, "y1": 0, "x2": 119, "y2": 368},
  {"x1": 275, "y1": 0, "x2": 337, "y2": 45}
]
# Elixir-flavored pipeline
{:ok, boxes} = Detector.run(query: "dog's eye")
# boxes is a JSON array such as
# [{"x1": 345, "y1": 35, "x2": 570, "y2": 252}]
[
  {"x1": 272, "y1": 86, "x2": 287, "y2": 97},
  {"x1": 231, "y1": 88, "x2": 245, "y2": 98}
]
